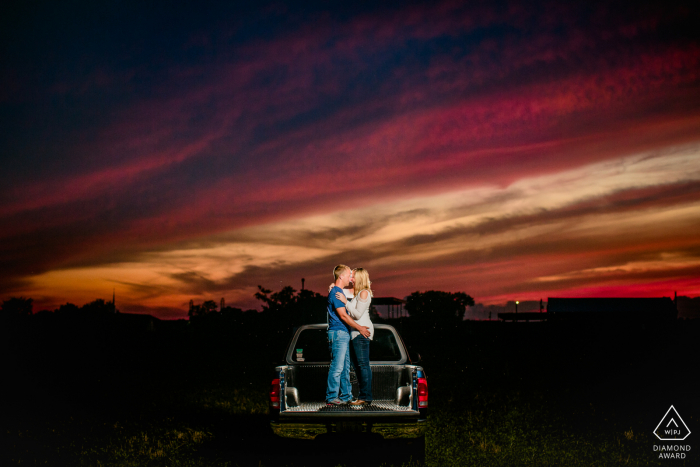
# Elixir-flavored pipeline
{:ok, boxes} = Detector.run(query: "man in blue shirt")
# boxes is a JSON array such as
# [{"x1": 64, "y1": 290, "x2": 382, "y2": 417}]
[{"x1": 326, "y1": 264, "x2": 371, "y2": 405}]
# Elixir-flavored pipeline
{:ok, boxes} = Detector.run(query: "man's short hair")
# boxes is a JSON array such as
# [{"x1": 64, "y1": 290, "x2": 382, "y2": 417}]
[{"x1": 333, "y1": 264, "x2": 350, "y2": 281}]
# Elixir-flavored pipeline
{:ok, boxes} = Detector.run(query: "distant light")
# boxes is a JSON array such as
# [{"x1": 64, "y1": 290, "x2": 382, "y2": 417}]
[{"x1": 516, "y1": 301, "x2": 519, "y2": 304}]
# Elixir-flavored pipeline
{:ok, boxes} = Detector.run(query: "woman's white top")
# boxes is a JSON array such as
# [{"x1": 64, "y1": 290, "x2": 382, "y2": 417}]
[{"x1": 345, "y1": 289, "x2": 374, "y2": 340}]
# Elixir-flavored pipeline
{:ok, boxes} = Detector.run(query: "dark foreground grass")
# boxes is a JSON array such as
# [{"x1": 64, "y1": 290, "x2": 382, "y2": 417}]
[
  {"x1": 2, "y1": 319, "x2": 697, "y2": 466},
  {"x1": 3, "y1": 384, "x2": 265, "y2": 466},
  {"x1": 4, "y1": 382, "x2": 690, "y2": 466},
  {"x1": 427, "y1": 392, "x2": 660, "y2": 466}
]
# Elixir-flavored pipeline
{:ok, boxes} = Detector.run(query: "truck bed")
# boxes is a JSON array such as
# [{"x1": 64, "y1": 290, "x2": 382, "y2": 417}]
[
  {"x1": 281, "y1": 364, "x2": 415, "y2": 414},
  {"x1": 284, "y1": 401, "x2": 416, "y2": 413}
]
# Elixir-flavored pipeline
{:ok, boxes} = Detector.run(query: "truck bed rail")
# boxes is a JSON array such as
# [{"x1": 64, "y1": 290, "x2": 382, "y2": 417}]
[{"x1": 283, "y1": 401, "x2": 417, "y2": 413}]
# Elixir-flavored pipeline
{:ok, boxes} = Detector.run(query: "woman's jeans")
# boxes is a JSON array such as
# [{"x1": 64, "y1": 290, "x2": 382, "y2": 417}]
[
  {"x1": 350, "y1": 335, "x2": 373, "y2": 402},
  {"x1": 326, "y1": 330, "x2": 352, "y2": 402}
]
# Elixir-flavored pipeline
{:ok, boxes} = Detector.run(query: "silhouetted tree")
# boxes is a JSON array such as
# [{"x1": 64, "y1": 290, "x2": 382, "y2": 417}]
[
  {"x1": 34, "y1": 309, "x2": 53, "y2": 318},
  {"x1": 1, "y1": 296, "x2": 33, "y2": 321},
  {"x1": 55, "y1": 302, "x2": 80, "y2": 316},
  {"x1": 255, "y1": 286, "x2": 296, "y2": 314},
  {"x1": 295, "y1": 288, "x2": 328, "y2": 324},
  {"x1": 188, "y1": 300, "x2": 218, "y2": 320},
  {"x1": 81, "y1": 298, "x2": 116, "y2": 316},
  {"x1": 255, "y1": 285, "x2": 326, "y2": 327},
  {"x1": 220, "y1": 306, "x2": 244, "y2": 322},
  {"x1": 201, "y1": 300, "x2": 218, "y2": 313}
]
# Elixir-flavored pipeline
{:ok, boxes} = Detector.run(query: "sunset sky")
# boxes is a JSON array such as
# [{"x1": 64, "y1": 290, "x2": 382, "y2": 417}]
[{"x1": 2, "y1": 1, "x2": 700, "y2": 318}]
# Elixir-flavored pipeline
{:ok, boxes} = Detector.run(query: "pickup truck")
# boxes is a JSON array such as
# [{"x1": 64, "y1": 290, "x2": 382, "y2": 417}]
[{"x1": 269, "y1": 323, "x2": 428, "y2": 439}]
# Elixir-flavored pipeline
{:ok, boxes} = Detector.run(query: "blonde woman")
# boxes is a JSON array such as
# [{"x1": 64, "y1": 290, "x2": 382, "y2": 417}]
[{"x1": 335, "y1": 268, "x2": 374, "y2": 405}]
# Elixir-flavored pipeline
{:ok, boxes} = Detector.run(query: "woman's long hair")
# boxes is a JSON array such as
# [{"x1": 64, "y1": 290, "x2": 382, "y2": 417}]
[{"x1": 353, "y1": 268, "x2": 373, "y2": 297}]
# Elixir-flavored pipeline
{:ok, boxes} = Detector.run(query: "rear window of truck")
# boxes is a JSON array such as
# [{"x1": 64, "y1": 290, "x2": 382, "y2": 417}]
[{"x1": 291, "y1": 328, "x2": 403, "y2": 363}]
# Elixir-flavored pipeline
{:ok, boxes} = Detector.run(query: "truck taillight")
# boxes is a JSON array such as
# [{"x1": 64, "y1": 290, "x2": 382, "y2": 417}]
[
  {"x1": 270, "y1": 378, "x2": 280, "y2": 408},
  {"x1": 417, "y1": 377, "x2": 428, "y2": 407}
]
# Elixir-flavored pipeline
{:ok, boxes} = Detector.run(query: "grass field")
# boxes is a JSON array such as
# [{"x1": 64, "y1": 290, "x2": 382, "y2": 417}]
[{"x1": 2, "y1": 319, "x2": 697, "y2": 466}]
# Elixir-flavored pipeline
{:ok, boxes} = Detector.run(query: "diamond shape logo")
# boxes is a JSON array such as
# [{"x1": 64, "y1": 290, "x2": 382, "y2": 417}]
[{"x1": 654, "y1": 405, "x2": 691, "y2": 441}]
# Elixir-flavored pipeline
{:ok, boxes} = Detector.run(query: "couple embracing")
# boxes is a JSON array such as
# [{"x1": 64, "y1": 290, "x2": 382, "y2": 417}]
[{"x1": 326, "y1": 264, "x2": 374, "y2": 406}]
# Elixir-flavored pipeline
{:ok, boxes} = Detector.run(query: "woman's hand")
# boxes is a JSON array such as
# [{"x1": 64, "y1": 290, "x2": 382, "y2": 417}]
[{"x1": 335, "y1": 291, "x2": 347, "y2": 304}]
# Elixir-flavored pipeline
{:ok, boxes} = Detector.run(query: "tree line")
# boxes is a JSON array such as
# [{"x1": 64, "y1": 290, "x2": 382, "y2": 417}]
[
  {"x1": 0, "y1": 296, "x2": 116, "y2": 322},
  {"x1": 1, "y1": 287, "x2": 474, "y2": 335}
]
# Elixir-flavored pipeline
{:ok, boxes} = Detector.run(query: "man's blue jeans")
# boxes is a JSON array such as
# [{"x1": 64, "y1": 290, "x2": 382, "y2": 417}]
[
  {"x1": 326, "y1": 330, "x2": 352, "y2": 402},
  {"x1": 350, "y1": 335, "x2": 373, "y2": 402}
]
